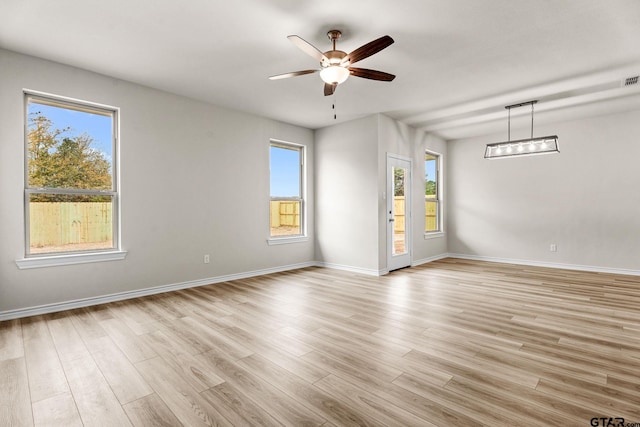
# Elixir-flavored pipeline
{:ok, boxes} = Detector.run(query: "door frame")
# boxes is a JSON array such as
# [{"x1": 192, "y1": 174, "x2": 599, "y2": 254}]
[{"x1": 386, "y1": 153, "x2": 412, "y2": 272}]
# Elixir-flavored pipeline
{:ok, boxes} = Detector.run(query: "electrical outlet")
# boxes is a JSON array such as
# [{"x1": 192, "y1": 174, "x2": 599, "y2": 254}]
[
  {"x1": 204, "y1": 254, "x2": 210, "y2": 264},
  {"x1": 550, "y1": 244, "x2": 557, "y2": 252}
]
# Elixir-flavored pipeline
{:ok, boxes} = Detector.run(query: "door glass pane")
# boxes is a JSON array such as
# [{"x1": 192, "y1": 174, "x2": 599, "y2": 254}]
[{"x1": 393, "y1": 166, "x2": 407, "y2": 255}]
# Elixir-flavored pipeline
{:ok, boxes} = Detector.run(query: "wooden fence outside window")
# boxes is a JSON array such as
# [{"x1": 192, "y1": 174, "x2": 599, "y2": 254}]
[
  {"x1": 29, "y1": 202, "x2": 112, "y2": 249},
  {"x1": 29, "y1": 198, "x2": 436, "y2": 248}
]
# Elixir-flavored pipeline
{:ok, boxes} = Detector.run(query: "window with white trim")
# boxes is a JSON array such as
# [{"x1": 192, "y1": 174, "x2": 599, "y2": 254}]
[
  {"x1": 269, "y1": 141, "x2": 304, "y2": 239},
  {"x1": 425, "y1": 151, "x2": 442, "y2": 233},
  {"x1": 24, "y1": 92, "x2": 119, "y2": 256}
]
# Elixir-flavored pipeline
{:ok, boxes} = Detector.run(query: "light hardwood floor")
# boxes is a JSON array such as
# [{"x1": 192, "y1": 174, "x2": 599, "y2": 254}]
[{"x1": 2, "y1": 258, "x2": 640, "y2": 426}]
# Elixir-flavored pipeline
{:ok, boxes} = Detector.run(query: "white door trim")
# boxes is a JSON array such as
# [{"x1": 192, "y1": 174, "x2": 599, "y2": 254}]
[{"x1": 387, "y1": 153, "x2": 412, "y2": 271}]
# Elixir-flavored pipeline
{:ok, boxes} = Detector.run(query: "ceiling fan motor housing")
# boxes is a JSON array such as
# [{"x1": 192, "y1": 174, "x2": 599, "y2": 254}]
[
  {"x1": 323, "y1": 50, "x2": 348, "y2": 66},
  {"x1": 321, "y1": 31, "x2": 350, "y2": 84}
]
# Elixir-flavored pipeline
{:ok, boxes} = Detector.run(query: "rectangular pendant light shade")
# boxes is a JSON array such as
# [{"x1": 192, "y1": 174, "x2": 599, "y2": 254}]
[
  {"x1": 485, "y1": 101, "x2": 560, "y2": 159},
  {"x1": 484, "y1": 135, "x2": 559, "y2": 159}
]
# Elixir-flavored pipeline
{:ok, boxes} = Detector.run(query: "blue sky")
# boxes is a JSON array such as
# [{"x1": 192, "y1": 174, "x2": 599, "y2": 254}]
[
  {"x1": 425, "y1": 158, "x2": 436, "y2": 182},
  {"x1": 28, "y1": 101, "x2": 113, "y2": 161},
  {"x1": 30, "y1": 101, "x2": 302, "y2": 197},
  {"x1": 270, "y1": 145, "x2": 300, "y2": 197},
  {"x1": 30, "y1": 101, "x2": 431, "y2": 197},
  {"x1": 31, "y1": 101, "x2": 302, "y2": 197}
]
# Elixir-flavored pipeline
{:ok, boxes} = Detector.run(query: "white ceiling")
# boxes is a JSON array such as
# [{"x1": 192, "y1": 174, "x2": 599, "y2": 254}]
[{"x1": 2, "y1": 0, "x2": 640, "y2": 140}]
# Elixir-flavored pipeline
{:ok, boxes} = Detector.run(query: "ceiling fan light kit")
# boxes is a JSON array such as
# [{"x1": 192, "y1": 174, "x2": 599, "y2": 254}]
[
  {"x1": 269, "y1": 29, "x2": 395, "y2": 96},
  {"x1": 320, "y1": 66, "x2": 350, "y2": 85},
  {"x1": 484, "y1": 100, "x2": 560, "y2": 159}
]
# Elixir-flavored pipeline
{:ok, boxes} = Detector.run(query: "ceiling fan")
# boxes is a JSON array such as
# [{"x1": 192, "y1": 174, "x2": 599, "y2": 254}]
[{"x1": 269, "y1": 30, "x2": 395, "y2": 96}]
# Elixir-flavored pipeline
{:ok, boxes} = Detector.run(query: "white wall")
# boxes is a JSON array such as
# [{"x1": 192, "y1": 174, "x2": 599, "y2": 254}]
[
  {"x1": 0, "y1": 49, "x2": 315, "y2": 314},
  {"x1": 377, "y1": 115, "x2": 448, "y2": 269},
  {"x1": 414, "y1": 133, "x2": 448, "y2": 263},
  {"x1": 314, "y1": 114, "x2": 449, "y2": 274},
  {"x1": 447, "y1": 109, "x2": 640, "y2": 272},
  {"x1": 315, "y1": 115, "x2": 380, "y2": 273}
]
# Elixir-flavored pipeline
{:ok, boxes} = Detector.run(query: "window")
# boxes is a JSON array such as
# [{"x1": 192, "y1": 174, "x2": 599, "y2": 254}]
[
  {"x1": 24, "y1": 92, "x2": 119, "y2": 257},
  {"x1": 269, "y1": 141, "x2": 304, "y2": 240},
  {"x1": 425, "y1": 151, "x2": 442, "y2": 233}
]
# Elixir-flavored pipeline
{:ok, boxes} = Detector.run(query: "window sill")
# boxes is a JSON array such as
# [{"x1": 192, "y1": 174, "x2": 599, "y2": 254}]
[
  {"x1": 16, "y1": 250, "x2": 128, "y2": 270},
  {"x1": 424, "y1": 231, "x2": 445, "y2": 240},
  {"x1": 267, "y1": 236, "x2": 309, "y2": 246}
]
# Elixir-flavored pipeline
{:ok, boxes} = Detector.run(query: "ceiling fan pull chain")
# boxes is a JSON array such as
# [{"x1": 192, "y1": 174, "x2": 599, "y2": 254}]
[{"x1": 333, "y1": 94, "x2": 337, "y2": 120}]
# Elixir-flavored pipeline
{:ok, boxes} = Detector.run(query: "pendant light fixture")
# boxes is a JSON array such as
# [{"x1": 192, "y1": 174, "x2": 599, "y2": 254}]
[{"x1": 484, "y1": 100, "x2": 559, "y2": 159}]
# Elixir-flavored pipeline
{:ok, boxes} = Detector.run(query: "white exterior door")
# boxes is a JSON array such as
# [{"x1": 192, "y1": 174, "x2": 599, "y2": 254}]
[{"x1": 387, "y1": 154, "x2": 412, "y2": 271}]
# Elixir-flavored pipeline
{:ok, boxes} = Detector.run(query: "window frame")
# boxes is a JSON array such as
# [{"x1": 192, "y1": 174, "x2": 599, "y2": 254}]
[
  {"x1": 267, "y1": 139, "x2": 307, "y2": 244},
  {"x1": 424, "y1": 149, "x2": 444, "y2": 237},
  {"x1": 17, "y1": 90, "x2": 125, "y2": 268}
]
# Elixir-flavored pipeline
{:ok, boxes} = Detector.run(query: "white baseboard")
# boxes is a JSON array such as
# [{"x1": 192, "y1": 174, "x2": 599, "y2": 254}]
[
  {"x1": 4, "y1": 254, "x2": 638, "y2": 321},
  {"x1": 316, "y1": 253, "x2": 452, "y2": 276},
  {"x1": 412, "y1": 253, "x2": 450, "y2": 267},
  {"x1": 314, "y1": 261, "x2": 386, "y2": 276},
  {"x1": 0, "y1": 261, "x2": 316, "y2": 321},
  {"x1": 446, "y1": 253, "x2": 640, "y2": 276}
]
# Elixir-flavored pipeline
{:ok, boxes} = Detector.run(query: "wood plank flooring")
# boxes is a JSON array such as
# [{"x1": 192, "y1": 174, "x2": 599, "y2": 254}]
[{"x1": 2, "y1": 258, "x2": 640, "y2": 426}]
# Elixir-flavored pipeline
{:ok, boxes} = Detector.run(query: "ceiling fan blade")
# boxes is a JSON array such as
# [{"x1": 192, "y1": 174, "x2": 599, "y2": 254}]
[
  {"x1": 288, "y1": 35, "x2": 329, "y2": 66},
  {"x1": 349, "y1": 67, "x2": 396, "y2": 81},
  {"x1": 269, "y1": 69, "x2": 319, "y2": 80},
  {"x1": 341, "y1": 35, "x2": 394, "y2": 66},
  {"x1": 324, "y1": 83, "x2": 337, "y2": 96}
]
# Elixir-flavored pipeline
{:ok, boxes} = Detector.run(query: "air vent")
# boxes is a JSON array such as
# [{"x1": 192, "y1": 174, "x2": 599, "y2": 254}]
[{"x1": 624, "y1": 76, "x2": 639, "y2": 86}]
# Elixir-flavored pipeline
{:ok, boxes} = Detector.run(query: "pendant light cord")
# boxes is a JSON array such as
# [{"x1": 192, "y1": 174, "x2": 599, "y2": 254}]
[
  {"x1": 505, "y1": 100, "x2": 538, "y2": 141},
  {"x1": 530, "y1": 102, "x2": 534, "y2": 139},
  {"x1": 507, "y1": 107, "x2": 511, "y2": 142}
]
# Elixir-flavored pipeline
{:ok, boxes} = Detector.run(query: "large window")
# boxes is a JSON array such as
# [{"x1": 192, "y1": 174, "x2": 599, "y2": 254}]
[
  {"x1": 24, "y1": 92, "x2": 119, "y2": 256},
  {"x1": 425, "y1": 151, "x2": 441, "y2": 233},
  {"x1": 269, "y1": 141, "x2": 304, "y2": 239}
]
